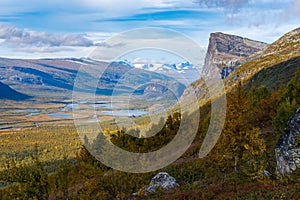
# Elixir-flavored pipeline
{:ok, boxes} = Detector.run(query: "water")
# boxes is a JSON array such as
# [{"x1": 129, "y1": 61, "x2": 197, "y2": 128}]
[
  {"x1": 92, "y1": 103, "x2": 120, "y2": 109},
  {"x1": 16, "y1": 109, "x2": 38, "y2": 113},
  {"x1": 47, "y1": 113, "x2": 73, "y2": 119},
  {"x1": 19, "y1": 102, "x2": 147, "y2": 119},
  {"x1": 61, "y1": 103, "x2": 79, "y2": 111},
  {"x1": 25, "y1": 113, "x2": 40, "y2": 117}
]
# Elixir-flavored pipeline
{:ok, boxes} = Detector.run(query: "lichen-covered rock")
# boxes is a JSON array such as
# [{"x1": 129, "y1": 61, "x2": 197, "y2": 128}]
[
  {"x1": 275, "y1": 108, "x2": 300, "y2": 174},
  {"x1": 145, "y1": 172, "x2": 179, "y2": 193}
]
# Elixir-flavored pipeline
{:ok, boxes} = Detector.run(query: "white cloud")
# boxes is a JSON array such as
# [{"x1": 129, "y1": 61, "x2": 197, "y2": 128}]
[
  {"x1": 0, "y1": 24, "x2": 94, "y2": 48},
  {"x1": 0, "y1": 24, "x2": 100, "y2": 58}
]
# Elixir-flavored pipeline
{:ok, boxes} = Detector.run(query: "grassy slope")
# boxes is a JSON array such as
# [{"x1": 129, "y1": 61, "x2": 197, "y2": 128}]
[{"x1": 226, "y1": 28, "x2": 300, "y2": 90}]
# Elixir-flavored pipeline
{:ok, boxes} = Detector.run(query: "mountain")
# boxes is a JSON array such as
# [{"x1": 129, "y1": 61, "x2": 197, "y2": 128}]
[
  {"x1": 0, "y1": 57, "x2": 185, "y2": 100},
  {"x1": 111, "y1": 60, "x2": 133, "y2": 67},
  {"x1": 182, "y1": 28, "x2": 300, "y2": 104},
  {"x1": 202, "y1": 32, "x2": 268, "y2": 79},
  {"x1": 0, "y1": 81, "x2": 31, "y2": 100},
  {"x1": 132, "y1": 61, "x2": 195, "y2": 73},
  {"x1": 131, "y1": 61, "x2": 200, "y2": 84}
]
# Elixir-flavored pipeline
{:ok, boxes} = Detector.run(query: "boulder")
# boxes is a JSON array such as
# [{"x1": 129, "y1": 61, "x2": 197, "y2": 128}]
[
  {"x1": 145, "y1": 172, "x2": 179, "y2": 193},
  {"x1": 275, "y1": 108, "x2": 300, "y2": 174}
]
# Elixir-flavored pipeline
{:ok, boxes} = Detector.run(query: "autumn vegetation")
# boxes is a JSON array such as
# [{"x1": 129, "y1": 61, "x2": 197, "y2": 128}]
[{"x1": 0, "y1": 72, "x2": 300, "y2": 199}]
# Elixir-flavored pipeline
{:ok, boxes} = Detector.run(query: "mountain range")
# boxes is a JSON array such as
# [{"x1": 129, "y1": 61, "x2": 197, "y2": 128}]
[
  {"x1": 131, "y1": 61, "x2": 195, "y2": 73},
  {"x1": 0, "y1": 58, "x2": 185, "y2": 100}
]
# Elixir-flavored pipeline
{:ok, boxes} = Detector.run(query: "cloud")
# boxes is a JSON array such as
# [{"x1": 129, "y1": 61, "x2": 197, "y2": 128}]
[
  {"x1": 0, "y1": 24, "x2": 94, "y2": 48},
  {"x1": 195, "y1": 0, "x2": 250, "y2": 11},
  {"x1": 95, "y1": 42, "x2": 126, "y2": 48},
  {"x1": 191, "y1": 0, "x2": 299, "y2": 29}
]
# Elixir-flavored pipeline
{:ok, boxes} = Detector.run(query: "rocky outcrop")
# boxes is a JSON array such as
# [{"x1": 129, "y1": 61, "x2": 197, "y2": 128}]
[
  {"x1": 145, "y1": 172, "x2": 179, "y2": 193},
  {"x1": 275, "y1": 108, "x2": 300, "y2": 174},
  {"x1": 202, "y1": 32, "x2": 268, "y2": 79},
  {"x1": 132, "y1": 172, "x2": 179, "y2": 196}
]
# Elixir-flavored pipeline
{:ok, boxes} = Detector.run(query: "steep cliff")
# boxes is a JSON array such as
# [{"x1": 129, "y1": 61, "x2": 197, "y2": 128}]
[{"x1": 202, "y1": 32, "x2": 268, "y2": 79}]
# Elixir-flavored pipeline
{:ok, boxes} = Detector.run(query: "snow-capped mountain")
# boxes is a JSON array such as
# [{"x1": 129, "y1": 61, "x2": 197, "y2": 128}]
[
  {"x1": 132, "y1": 61, "x2": 195, "y2": 73},
  {"x1": 64, "y1": 58, "x2": 201, "y2": 84}
]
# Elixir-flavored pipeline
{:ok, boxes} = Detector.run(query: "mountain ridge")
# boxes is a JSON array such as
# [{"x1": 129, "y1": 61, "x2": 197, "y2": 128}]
[
  {"x1": 226, "y1": 27, "x2": 300, "y2": 90},
  {"x1": 0, "y1": 81, "x2": 32, "y2": 101}
]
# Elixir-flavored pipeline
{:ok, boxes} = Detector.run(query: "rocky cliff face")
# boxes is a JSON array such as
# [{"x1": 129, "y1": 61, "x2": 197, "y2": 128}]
[
  {"x1": 202, "y1": 32, "x2": 268, "y2": 79},
  {"x1": 181, "y1": 33, "x2": 268, "y2": 103},
  {"x1": 275, "y1": 108, "x2": 300, "y2": 174}
]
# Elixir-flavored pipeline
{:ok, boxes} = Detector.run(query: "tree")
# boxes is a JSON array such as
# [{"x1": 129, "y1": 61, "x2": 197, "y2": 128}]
[
  {"x1": 251, "y1": 88, "x2": 280, "y2": 127},
  {"x1": 273, "y1": 72, "x2": 300, "y2": 135},
  {"x1": 248, "y1": 85, "x2": 271, "y2": 109},
  {"x1": 54, "y1": 156, "x2": 72, "y2": 199},
  {"x1": 219, "y1": 82, "x2": 266, "y2": 176},
  {"x1": 2, "y1": 144, "x2": 49, "y2": 200}
]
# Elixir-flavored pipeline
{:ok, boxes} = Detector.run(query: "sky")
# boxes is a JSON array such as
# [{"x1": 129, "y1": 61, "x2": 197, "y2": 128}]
[{"x1": 0, "y1": 0, "x2": 299, "y2": 61}]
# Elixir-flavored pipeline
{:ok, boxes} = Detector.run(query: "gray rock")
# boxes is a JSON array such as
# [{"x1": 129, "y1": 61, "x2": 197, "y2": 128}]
[
  {"x1": 145, "y1": 172, "x2": 179, "y2": 193},
  {"x1": 202, "y1": 32, "x2": 268, "y2": 80},
  {"x1": 275, "y1": 108, "x2": 300, "y2": 174}
]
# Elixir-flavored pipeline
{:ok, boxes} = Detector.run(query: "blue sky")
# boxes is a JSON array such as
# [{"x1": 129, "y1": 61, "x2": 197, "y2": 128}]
[{"x1": 0, "y1": 0, "x2": 299, "y2": 59}]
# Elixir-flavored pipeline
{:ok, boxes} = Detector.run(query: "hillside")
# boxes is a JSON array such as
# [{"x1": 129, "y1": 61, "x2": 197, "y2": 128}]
[
  {"x1": 0, "y1": 81, "x2": 31, "y2": 101},
  {"x1": 226, "y1": 27, "x2": 300, "y2": 90}
]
